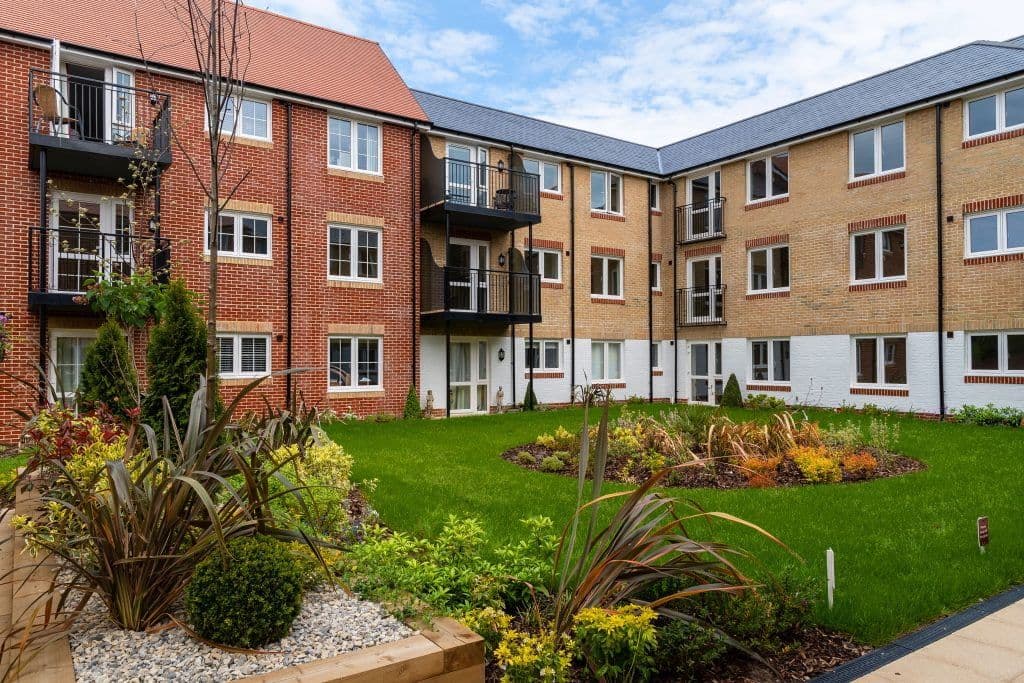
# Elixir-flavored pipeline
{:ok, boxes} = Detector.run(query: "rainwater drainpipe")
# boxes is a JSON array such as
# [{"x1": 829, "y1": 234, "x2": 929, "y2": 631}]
[
  {"x1": 569, "y1": 163, "x2": 576, "y2": 402},
  {"x1": 285, "y1": 102, "x2": 294, "y2": 406},
  {"x1": 935, "y1": 103, "x2": 947, "y2": 419},
  {"x1": 672, "y1": 181, "x2": 679, "y2": 404},
  {"x1": 411, "y1": 124, "x2": 420, "y2": 390},
  {"x1": 647, "y1": 180, "x2": 654, "y2": 403}
]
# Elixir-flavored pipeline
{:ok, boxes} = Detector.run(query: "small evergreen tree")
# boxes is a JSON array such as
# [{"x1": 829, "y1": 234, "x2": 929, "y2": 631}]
[
  {"x1": 403, "y1": 384, "x2": 422, "y2": 419},
  {"x1": 142, "y1": 280, "x2": 220, "y2": 432},
  {"x1": 77, "y1": 320, "x2": 138, "y2": 415},
  {"x1": 721, "y1": 373, "x2": 743, "y2": 408},
  {"x1": 523, "y1": 380, "x2": 538, "y2": 411}
]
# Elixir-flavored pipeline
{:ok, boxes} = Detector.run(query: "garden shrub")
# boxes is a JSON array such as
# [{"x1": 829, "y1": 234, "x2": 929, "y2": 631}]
[
  {"x1": 185, "y1": 535, "x2": 304, "y2": 648},
  {"x1": 76, "y1": 320, "x2": 137, "y2": 415},
  {"x1": 266, "y1": 439, "x2": 354, "y2": 538},
  {"x1": 822, "y1": 421, "x2": 864, "y2": 449},
  {"x1": 720, "y1": 373, "x2": 743, "y2": 407},
  {"x1": 403, "y1": 385, "x2": 422, "y2": 419},
  {"x1": 494, "y1": 629, "x2": 573, "y2": 683},
  {"x1": 841, "y1": 451, "x2": 878, "y2": 479},
  {"x1": 573, "y1": 605, "x2": 658, "y2": 682},
  {"x1": 540, "y1": 455, "x2": 565, "y2": 472},
  {"x1": 745, "y1": 393, "x2": 786, "y2": 410},
  {"x1": 654, "y1": 619, "x2": 728, "y2": 681},
  {"x1": 953, "y1": 403, "x2": 1024, "y2": 427},
  {"x1": 740, "y1": 456, "x2": 782, "y2": 488},
  {"x1": 867, "y1": 418, "x2": 901, "y2": 452},
  {"x1": 516, "y1": 450, "x2": 535, "y2": 465},
  {"x1": 460, "y1": 606, "x2": 512, "y2": 653},
  {"x1": 523, "y1": 381, "x2": 538, "y2": 411},
  {"x1": 536, "y1": 425, "x2": 579, "y2": 452},
  {"x1": 788, "y1": 446, "x2": 841, "y2": 483}
]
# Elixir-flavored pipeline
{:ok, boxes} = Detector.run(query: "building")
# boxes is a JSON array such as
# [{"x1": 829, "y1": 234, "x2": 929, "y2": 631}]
[{"x1": 1, "y1": 3, "x2": 1022, "y2": 439}]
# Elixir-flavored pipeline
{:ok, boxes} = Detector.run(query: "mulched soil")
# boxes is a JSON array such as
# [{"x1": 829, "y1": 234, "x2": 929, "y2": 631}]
[{"x1": 501, "y1": 444, "x2": 925, "y2": 489}]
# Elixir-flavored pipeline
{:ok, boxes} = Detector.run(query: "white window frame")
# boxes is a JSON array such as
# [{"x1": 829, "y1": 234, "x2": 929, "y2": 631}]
[
  {"x1": 649, "y1": 183, "x2": 660, "y2": 211},
  {"x1": 217, "y1": 333, "x2": 271, "y2": 379},
  {"x1": 526, "y1": 339, "x2": 562, "y2": 371},
  {"x1": 523, "y1": 157, "x2": 561, "y2": 194},
  {"x1": 746, "y1": 150, "x2": 789, "y2": 204},
  {"x1": 49, "y1": 329, "x2": 98, "y2": 404},
  {"x1": 590, "y1": 169, "x2": 623, "y2": 215},
  {"x1": 650, "y1": 260, "x2": 661, "y2": 291},
  {"x1": 849, "y1": 227, "x2": 907, "y2": 284},
  {"x1": 527, "y1": 248, "x2": 562, "y2": 283},
  {"x1": 590, "y1": 255, "x2": 624, "y2": 299},
  {"x1": 747, "y1": 244, "x2": 790, "y2": 294},
  {"x1": 651, "y1": 341, "x2": 661, "y2": 370},
  {"x1": 964, "y1": 86, "x2": 1024, "y2": 140},
  {"x1": 965, "y1": 331, "x2": 1024, "y2": 376},
  {"x1": 851, "y1": 335, "x2": 908, "y2": 388},
  {"x1": 849, "y1": 120, "x2": 905, "y2": 181},
  {"x1": 327, "y1": 115, "x2": 383, "y2": 175},
  {"x1": 591, "y1": 340, "x2": 624, "y2": 382},
  {"x1": 965, "y1": 208, "x2": 1024, "y2": 257},
  {"x1": 209, "y1": 95, "x2": 272, "y2": 142},
  {"x1": 327, "y1": 224, "x2": 383, "y2": 282},
  {"x1": 327, "y1": 335, "x2": 384, "y2": 391},
  {"x1": 749, "y1": 338, "x2": 791, "y2": 385},
  {"x1": 204, "y1": 211, "x2": 273, "y2": 259}
]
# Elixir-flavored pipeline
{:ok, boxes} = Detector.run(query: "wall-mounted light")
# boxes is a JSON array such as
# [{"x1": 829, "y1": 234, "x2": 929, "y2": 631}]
[
  {"x1": 148, "y1": 217, "x2": 159, "y2": 233},
  {"x1": 498, "y1": 253, "x2": 506, "y2": 267},
  {"x1": 497, "y1": 160, "x2": 505, "y2": 171},
  {"x1": 498, "y1": 348, "x2": 505, "y2": 362}
]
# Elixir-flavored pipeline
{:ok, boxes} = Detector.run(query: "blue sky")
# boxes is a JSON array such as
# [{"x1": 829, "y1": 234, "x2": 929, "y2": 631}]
[{"x1": 263, "y1": 0, "x2": 1024, "y2": 146}]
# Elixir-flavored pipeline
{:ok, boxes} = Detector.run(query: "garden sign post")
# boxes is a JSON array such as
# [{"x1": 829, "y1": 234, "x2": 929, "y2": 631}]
[
  {"x1": 978, "y1": 516, "x2": 989, "y2": 554},
  {"x1": 826, "y1": 548, "x2": 835, "y2": 609}
]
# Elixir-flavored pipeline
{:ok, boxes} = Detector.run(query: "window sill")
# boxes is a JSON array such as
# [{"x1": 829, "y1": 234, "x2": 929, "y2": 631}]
[
  {"x1": 652, "y1": 289, "x2": 663, "y2": 296},
  {"x1": 964, "y1": 252, "x2": 1024, "y2": 265},
  {"x1": 327, "y1": 388, "x2": 386, "y2": 397},
  {"x1": 220, "y1": 375, "x2": 272, "y2": 387},
  {"x1": 962, "y1": 127, "x2": 1024, "y2": 148},
  {"x1": 328, "y1": 167, "x2": 385, "y2": 183},
  {"x1": 650, "y1": 209, "x2": 662, "y2": 216},
  {"x1": 744, "y1": 196, "x2": 789, "y2": 211},
  {"x1": 847, "y1": 170, "x2": 905, "y2": 189},
  {"x1": 850, "y1": 386, "x2": 909, "y2": 397},
  {"x1": 849, "y1": 279, "x2": 907, "y2": 292},
  {"x1": 523, "y1": 371, "x2": 564, "y2": 379},
  {"x1": 652, "y1": 369, "x2": 664, "y2": 377},
  {"x1": 327, "y1": 278, "x2": 384, "y2": 289},
  {"x1": 591, "y1": 296, "x2": 625, "y2": 305},
  {"x1": 964, "y1": 375, "x2": 1024, "y2": 385},
  {"x1": 590, "y1": 211, "x2": 626, "y2": 222},
  {"x1": 203, "y1": 253, "x2": 274, "y2": 266},
  {"x1": 746, "y1": 289, "x2": 790, "y2": 300},
  {"x1": 218, "y1": 132, "x2": 273, "y2": 149},
  {"x1": 746, "y1": 383, "x2": 791, "y2": 392}
]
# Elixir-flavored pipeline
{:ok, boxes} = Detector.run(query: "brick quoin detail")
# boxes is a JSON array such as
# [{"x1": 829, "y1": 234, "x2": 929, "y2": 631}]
[
  {"x1": 526, "y1": 237, "x2": 564, "y2": 250},
  {"x1": 590, "y1": 212, "x2": 626, "y2": 222},
  {"x1": 849, "y1": 280, "x2": 908, "y2": 292},
  {"x1": 964, "y1": 253, "x2": 1024, "y2": 265},
  {"x1": 745, "y1": 233, "x2": 789, "y2": 249},
  {"x1": 591, "y1": 297, "x2": 626, "y2": 305},
  {"x1": 963, "y1": 194, "x2": 1024, "y2": 214},
  {"x1": 847, "y1": 171, "x2": 905, "y2": 189},
  {"x1": 962, "y1": 128, "x2": 1024, "y2": 148},
  {"x1": 524, "y1": 371, "x2": 564, "y2": 379},
  {"x1": 744, "y1": 196, "x2": 789, "y2": 211},
  {"x1": 746, "y1": 384, "x2": 791, "y2": 392},
  {"x1": 651, "y1": 253, "x2": 663, "y2": 262},
  {"x1": 964, "y1": 375, "x2": 1024, "y2": 385},
  {"x1": 541, "y1": 282, "x2": 564, "y2": 290},
  {"x1": 594, "y1": 381, "x2": 627, "y2": 389},
  {"x1": 850, "y1": 387, "x2": 909, "y2": 397},
  {"x1": 683, "y1": 245, "x2": 722, "y2": 258},
  {"x1": 591, "y1": 246, "x2": 626, "y2": 257},
  {"x1": 746, "y1": 290, "x2": 791, "y2": 300},
  {"x1": 848, "y1": 214, "x2": 906, "y2": 233}
]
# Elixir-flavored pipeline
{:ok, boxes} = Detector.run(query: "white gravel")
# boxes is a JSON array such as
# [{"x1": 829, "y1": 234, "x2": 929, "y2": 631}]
[{"x1": 70, "y1": 588, "x2": 414, "y2": 682}]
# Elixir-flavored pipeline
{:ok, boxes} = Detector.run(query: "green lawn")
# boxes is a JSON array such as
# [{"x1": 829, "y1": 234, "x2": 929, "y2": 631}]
[{"x1": 324, "y1": 406, "x2": 1024, "y2": 645}]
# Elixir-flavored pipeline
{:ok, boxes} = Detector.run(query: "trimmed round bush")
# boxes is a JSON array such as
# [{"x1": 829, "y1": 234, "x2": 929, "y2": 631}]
[
  {"x1": 539, "y1": 455, "x2": 564, "y2": 472},
  {"x1": 185, "y1": 535, "x2": 304, "y2": 648}
]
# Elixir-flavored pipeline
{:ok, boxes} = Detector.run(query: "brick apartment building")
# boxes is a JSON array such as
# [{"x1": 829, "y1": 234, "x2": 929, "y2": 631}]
[{"x1": 0, "y1": 2, "x2": 1022, "y2": 436}]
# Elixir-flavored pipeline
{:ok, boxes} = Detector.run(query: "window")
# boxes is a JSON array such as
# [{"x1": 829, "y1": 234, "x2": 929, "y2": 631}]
[
  {"x1": 854, "y1": 336, "x2": 906, "y2": 386},
  {"x1": 967, "y1": 331, "x2": 1024, "y2": 375},
  {"x1": 649, "y1": 183, "x2": 660, "y2": 211},
  {"x1": 750, "y1": 339, "x2": 791, "y2": 383},
  {"x1": 590, "y1": 255, "x2": 623, "y2": 297},
  {"x1": 217, "y1": 334, "x2": 270, "y2": 378},
  {"x1": 526, "y1": 340, "x2": 561, "y2": 371},
  {"x1": 591, "y1": 341, "x2": 623, "y2": 381},
  {"x1": 851, "y1": 121, "x2": 904, "y2": 179},
  {"x1": 748, "y1": 245, "x2": 790, "y2": 292},
  {"x1": 206, "y1": 212, "x2": 271, "y2": 258},
  {"x1": 651, "y1": 342, "x2": 661, "y2": 370},
  {"x1": 523, "y1": 158, "x2": 561, "y2": 193},
  {"x1": 328, "y1": 225, "x2": 381, "y2": 281},
  {"x1": 650, "y1": 261, "x2": 661, "y2": 291},
  {"x1": 965, "y1": 87, "x2": 1024, "y2": 138},
  {"x1": 219, "y1": 97, "x2": 270, "y2": 140},
  {"x1": 966, "y1": 208, "x2": 1024, "y2": 256},
  {"x1": 851, "y1": 227, "x2": 905, "y2": 282},
  {"x1": 526, "y1": 248, "x2": 562, "y2": 283},
  {"x1": 590, "y1": 170, "x2": 622, "y2": 214},
  {"x1": 51, "y1": 332, "x2": 97, "y2": 404},
  {"x1": 328, "y1": 336, "x2": 382, "y2": 390},
  {"x1": 747, "y1": 151, "x2": 789, "y2": 202},
  {"x1": 328, "y1": 117, "x2": 381, "y2": 173}
]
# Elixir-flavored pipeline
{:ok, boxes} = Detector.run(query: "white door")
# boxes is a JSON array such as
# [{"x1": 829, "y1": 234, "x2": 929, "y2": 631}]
[
  {"x1": 108, "y1": 67, "x2": 135, "y2": 142},
  {"x1": 447, "y1": 239, "x2": 489, "y2": 313},
  {"x1": 476, "y1": 147, "x2": 489, "y2": 208},
  {"x1": 450, "y1": 340, "x2": 489, "y2": 414},
  {"x1": 687, "y1": 171, "x2": 722, "y2": 239},
  {"x1": 687, "y1": 256, "x2": 723, "y2": 323},
  {"x1": 689, "y1": 341, "x2": 723, "y2": 404},
  {"x1": 50, "y1": 194, "x2": 133, "y2": 293}
]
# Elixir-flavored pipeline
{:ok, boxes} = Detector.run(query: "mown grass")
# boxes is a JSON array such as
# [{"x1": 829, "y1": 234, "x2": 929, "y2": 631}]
[{"x1": 324, "y1": 405, "x2": 1024, "y2": 645}]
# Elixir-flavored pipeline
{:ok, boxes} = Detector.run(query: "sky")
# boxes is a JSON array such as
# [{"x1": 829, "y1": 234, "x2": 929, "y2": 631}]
[{"x1": 261, "y1": 0, "x2": 1024, "y2": 147}]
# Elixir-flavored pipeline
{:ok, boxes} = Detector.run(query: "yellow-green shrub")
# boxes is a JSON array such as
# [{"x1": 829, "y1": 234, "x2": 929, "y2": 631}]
[
  {"x1": 573, "y1": 605, "x2": 658, "y2": 682},
  {"x1": 535, "y1": 425, "x2": 579, "y2": 452},
  {"x1": 788, "y1": 446, "x2": 841, "y2": 483},
  {"x1": 269, "y1": 439, "x2": 354, "y2": 537},
  {"x1": 460, "y1": 606, "x2": 512, "y2": 653},
  {"x1": 494, "y1": 629, "x2": 573, "y2": 683}
]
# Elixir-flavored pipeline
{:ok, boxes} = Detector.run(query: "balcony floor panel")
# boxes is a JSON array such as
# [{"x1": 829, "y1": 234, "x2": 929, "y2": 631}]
[{"x1": 30, "y1": 134, "x2": 171, "y2": 180}]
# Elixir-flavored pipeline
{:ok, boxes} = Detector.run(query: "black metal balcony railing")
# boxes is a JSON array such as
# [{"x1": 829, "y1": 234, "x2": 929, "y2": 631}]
[
  {"x1": 444, "y1": 158, "x2": 541, "y2": 217},
  {"x1": 29, "y1": 226, "x2": 171, "y2": 296},
  {"x1": 29, "y1": 69, "x2": 171, "y2": 158},
  {"x1": 675, "y1": 197, "x2": 726, "y2": 243},
  {"x1": 423, "y1": 266, "x2": 541, "y2": 319},
  {"x1": 676, "y1": 285, "x2": 726, "y2": 326}
]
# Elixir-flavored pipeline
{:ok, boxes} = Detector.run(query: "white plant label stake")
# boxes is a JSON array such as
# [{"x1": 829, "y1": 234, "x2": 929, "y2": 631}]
[
  {"x1": 826, "y1": 548, "x2": 835, "y2": 610},
  {"x1": 978, "y1": 517, "x2": 989, "y2": 554}
]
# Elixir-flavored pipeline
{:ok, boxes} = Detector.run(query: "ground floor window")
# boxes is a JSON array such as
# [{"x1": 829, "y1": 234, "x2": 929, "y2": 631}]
[
  {"x1": 217, "y1": 334, "x2": 270, "y2": 379},
  {"x1": 526, "y1": 340, "x2": 561, "y2": 371},
  {"x1": 591, "y1": 341, "x2": 623, "y2": 381},
  {"x1": 967, "y1": 331, "x2": 1024, "y2": 375},
  {"x1": 853, "y1": 336, "x2": 906, "y2": 386},
  {"x1": 750, "y1": 339, "x2": 790, "y2": 383},
  {"x1": 651, "y1": 342, "x2": 661, "y2": 369},
  {"x1": 329, "y1": 336, "x2": 382, "y2": 389},
  {"x1": 51, "y1": 331, "x2": 97, "y2": 405}
]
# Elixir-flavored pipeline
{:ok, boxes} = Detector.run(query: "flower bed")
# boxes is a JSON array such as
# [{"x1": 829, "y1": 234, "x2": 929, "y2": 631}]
[{"x1": 503, "y1": 408, "x2": 924, "y2": 488}]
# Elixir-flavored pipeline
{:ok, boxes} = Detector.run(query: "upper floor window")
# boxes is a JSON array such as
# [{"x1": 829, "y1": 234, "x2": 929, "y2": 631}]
[
  {"x1": 966, "y1": 208, "x2": 1024, "y2": 256},
  {"x1": 523, "y1": 158, "x2": 561, "y2": 193},
  {"x1": 217, "y1": 334, "x2": 270, "y2": 378},
  {"x1": 526, "y1": 340, "x2": 561, "y2": 371},
  {"x1": 853, "y1": 336, "x2": 906, "y2": 387},
  {"x1": 206, "y1": 211, "x2": 271, "y2": 259},
  {"x1": 748, "y1": 245, "x2": 790, "y2": 293},
  {"x1": 650, "y1": 261, "x2": 662, "y2": 291},
  {"x1": 852, "y1": 227, "x2": 905, "y2": 282},
  {"x1": 851, "y1": 121, "x2": 904, "y2": 179},
  {"x1": 220, "y1": 97, "x2": 270, "y2": 140},
  {"x1": 527, "y1": 248, "x2": 561, "y2": 283},
  {"x1": 965, "y1": 87, "x2": 1024, "y2": 139},
  {"x1": 591, "y1": 170, "x2": 622, "y2": 214},
  {"x1": 591, "y1": 255, "x2": 623, "y2": 298},
  {"x1": 328, "y1": 225, "x2": 381, "y2": 281},
  {"x1": 649, "y1": 183, "x2": 660, "y2": 211},
  {"x1": 967, "y1": 331, "x2": 1024, "y2": 375},
  {"x1": 328, "y1": 117, "x2": 381, "y2": 173},
  {"x1": 747, "y1": 151, "x2": 788, "y2": 202}
]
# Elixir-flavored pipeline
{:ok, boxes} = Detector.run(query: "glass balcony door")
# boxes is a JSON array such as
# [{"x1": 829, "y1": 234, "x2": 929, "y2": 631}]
[
  {"x1": 450, "y1": 340, "x2": 489, "y2": 414},
  {"x1": 50, "y1": 194, "x2": 133, "y2": 293},
  {"x1": 687, "y1": 256, "x2": 723, "y2": 323},
  {"x1": 447, "y1": 239, "x2": 490, "y2": 313},
  {"x1": 687, "y1": 171, "x2": 721, "y2": 239}
]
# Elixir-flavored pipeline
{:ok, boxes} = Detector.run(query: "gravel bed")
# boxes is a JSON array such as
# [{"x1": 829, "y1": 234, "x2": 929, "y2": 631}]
[{"x1": 70, "y1": 588, "x2": 414, "y2": 682}]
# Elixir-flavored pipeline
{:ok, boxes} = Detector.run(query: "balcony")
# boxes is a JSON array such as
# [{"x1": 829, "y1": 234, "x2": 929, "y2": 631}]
[
  {"x1": 675, "y1": 197, "x2": 725, "y2": 244},
  {"x1": 421, "y1": 157, "x2": 541, "y2": 231},
  {"x1": 28, "y1": 226, "x2": 171, "y2": 309},
  {"x1": 28, "y1": 69, "x2": 172, "y2": 179},
  {"x1": 676, "y1": 285, "x2": 726, "y2": 327},
  {"x1": 422, "y1": 265, "x2": 541, "y2": 325}
]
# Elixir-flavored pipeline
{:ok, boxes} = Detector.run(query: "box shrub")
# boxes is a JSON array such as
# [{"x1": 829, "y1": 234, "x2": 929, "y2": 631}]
[
  {"x1": 403, "y1": 385, "x2": 422, "y2": 419},
  {"x1": 540, "y1": 455, "x2": 565, "y2": 472},
  {"x1": 573, "y1": 605, "x2": 658, "y2": 682},
  {"x1": 185, "y1": 535, "x2": 304, "y2": 648},
  {"x1": 516, "y1": 450, "x2": 535, "y2": 465},
  {"x1": 654, "y1": 618, "x2": 728, "y2": 681}
]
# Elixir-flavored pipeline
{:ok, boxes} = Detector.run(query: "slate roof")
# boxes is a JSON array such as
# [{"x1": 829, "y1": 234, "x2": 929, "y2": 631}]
[{"x1": 415, "y1": 38, "x2": 1024, "y2": 177}]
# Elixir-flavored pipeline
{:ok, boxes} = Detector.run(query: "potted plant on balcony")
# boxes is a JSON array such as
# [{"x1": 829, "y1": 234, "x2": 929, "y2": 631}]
[{"x1": 0, "y1": 312, "x2": 11, "y2": 363}]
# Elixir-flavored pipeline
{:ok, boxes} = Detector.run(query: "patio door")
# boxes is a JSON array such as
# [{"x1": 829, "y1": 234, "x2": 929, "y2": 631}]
[
  {"x1": 50, "y1": 195, "x2": 132, "y2": 293},
  {"x1": 689, "y1": 341, "x2": 723, "y2": 404},
  {"x1": 446, "y1": 143, "x2": 489, "y2": 206},
  {"x1": 447, "y1": 239, "x2": 489, "y2": 313},
  {"x1": 61, "y1": 62, "x2": 135, "y2": 143},
  {"x1": 687, "y1": 170, "x2": 721, "y2": 238},
  {"x1": 109, "y1": 68, "x2": 135, "y2": 142},
  {"x1": 687, "y1": 256, "x2": 723, "y2": 323},
  {"x1": 450, "y1": 340, "x2": 489, "y2": 414}
]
